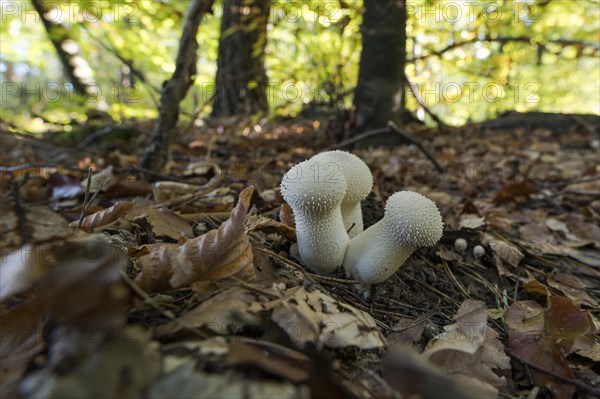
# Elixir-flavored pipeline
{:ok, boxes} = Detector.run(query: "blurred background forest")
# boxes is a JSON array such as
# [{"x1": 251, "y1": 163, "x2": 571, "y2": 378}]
[{"x1": 1, "y1": 0, "x2": 599, "y2": 134}]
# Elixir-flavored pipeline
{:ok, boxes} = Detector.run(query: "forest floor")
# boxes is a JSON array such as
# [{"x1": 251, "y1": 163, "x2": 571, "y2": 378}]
[{"x1": 1, "y1": 115, "x2": 599, "y2": 399}]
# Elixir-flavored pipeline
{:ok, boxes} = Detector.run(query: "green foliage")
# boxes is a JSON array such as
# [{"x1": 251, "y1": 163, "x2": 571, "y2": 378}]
[{"x1": 1, "y1": 0, "x2": 597, "y2": 131}]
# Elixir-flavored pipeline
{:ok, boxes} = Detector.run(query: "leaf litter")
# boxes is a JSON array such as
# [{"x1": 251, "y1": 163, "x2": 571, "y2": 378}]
[{"x1": 1, "y1": 120, "x2": 599, "y2": 398}]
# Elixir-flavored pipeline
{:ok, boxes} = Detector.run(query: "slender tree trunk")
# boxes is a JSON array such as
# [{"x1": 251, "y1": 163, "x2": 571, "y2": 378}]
[
  {"x1": 30, "y1": 0, "x2": 94, "y2": 97},
  {"x1": 211, "y1": 0, "x2": 270, "y2": 117},
  {"x1": 140, "y1": 0, "x2": 215, "y2": 174},
  {"x1": 352, "y1": 0, "x2": 407, "y2": 132}
]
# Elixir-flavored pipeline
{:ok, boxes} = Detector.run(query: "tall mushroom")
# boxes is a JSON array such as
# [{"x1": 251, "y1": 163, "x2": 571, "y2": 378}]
[
  {"x1": 311, "y1": 150, "x2": 373, "y2": 238},
  {"x1": 343, "y1": 191, "x2": 443, "y2": 285},
  {"x1": 280, "y1": 158, "x2": 349, "y2": 273}
]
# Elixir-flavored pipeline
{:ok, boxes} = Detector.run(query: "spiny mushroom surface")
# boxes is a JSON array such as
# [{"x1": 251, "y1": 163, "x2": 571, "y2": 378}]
[
  {"x1": 280, "y1": 158, "x2": 349, "y2": 273},
  {"x1": 343, "y1": 191, "x2": 443, "y2": 285},
  {"x1": 311, "y1": 151, "x2": 373, "y2": 238}
]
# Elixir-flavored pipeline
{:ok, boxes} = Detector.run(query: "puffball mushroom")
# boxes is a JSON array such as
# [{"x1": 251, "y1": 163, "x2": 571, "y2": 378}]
[
  {"x1": 311, "y1": 151, "x2": 373, "y2": 238},
  {"x1": 280, "y1": 158, "x2": 349, "y2": 273},
  {"x1": 343, "y1": 191, "x2": 443, "y2": 285},
  {"x1": 454, "y1": 238, "x2": 468, "y2": 253},
  {"x1": 473, "y1": 245, "x2": 485, "y2": 259}
]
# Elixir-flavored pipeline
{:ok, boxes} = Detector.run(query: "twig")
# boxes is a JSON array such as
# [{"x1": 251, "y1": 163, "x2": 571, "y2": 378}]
[
  {"x1": 325, "y1": 122, "x2": 445, "y2": 174},
  {"x1": 76, "y1": 168, "x2": 93, "y2": 233},
  {"x1": 78, "y1": 126, "x2": 115, "y2": 148},
  {"x1": 506, "y1": 349, "x2": 600, "y2": 397},
  {"x1": 228, "y1": 276, "x2": 279, "y2": 299},
  {"x1": 404, "y1": 74, "x2": 449, "y2": 129},
  {"x1": 388, "y1": 122, "x2": 445, "y2": 173},
  {"x1": 76, "y1": 173, "x2": 111, "y2": 232},
  {"x1": 324, "y1": 127, "x2": 389, "y2": 150},
  {"x1": 308, "y1": 274, "x2": 360, "y2": 285},
  {"x1": 119, "y1": 267, "x2": 207, "y2": 339}
]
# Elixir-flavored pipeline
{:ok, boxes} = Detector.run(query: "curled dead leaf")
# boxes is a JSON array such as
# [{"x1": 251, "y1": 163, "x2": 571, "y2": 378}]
[{"x1": 135, "y1": 187, "x2": 255, "y2": 292}]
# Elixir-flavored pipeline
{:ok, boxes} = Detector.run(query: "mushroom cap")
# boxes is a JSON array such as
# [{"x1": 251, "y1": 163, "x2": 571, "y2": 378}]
[
  {"x1": 280, "y1": 159, "x2": 347, "y2": 215},
  {"x1": 454, "y1": 238, "x2": 468, "y2": 252},
  {"x1": 473, "y1": 245, "x2": 485, "y2": 258},
  {"x1": 384, "y1": 191, "x2": 443, "y2": 247},
  {"x1": 311, "y1": 151, "x2": 373, "y2": 204}
]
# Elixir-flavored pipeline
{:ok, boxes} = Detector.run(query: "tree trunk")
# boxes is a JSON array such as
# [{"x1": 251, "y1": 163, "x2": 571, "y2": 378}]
[
  {"x1": 140, "y1": 0, "x2": 214, "y2": 174},
  {"x1": 211, "y1": 0, "x2": 270, "y2": 117},
  {"x1": 30, "y1": 0, "x2": 94, "y2": 97},
  {"x1": 352, "y1": 0, "x2": 407, "y2": 132}
]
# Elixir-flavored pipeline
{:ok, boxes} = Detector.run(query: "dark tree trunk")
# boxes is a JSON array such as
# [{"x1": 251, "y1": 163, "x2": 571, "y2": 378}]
[
  {"x1": 352, "y1": 0, "x2": 407, "y2": 132},
  {"x1": 140, "y1": 0, "x2": 215, "y2": 174},
  {"x1": 30, "y1": 0, "x2": 94, "y2": 97},
  {"x1": 211, "y1": 0, "x2": 270, "y2": 117}
]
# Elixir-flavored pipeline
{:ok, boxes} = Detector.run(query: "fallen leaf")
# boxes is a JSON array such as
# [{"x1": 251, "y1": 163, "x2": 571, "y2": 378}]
[
  {"x1": 135, "y1": 187, "x2": 255, "y2": 292},
  {"x1": 422, "y1": 300, "x2": 511, "y2": 391},
  {"x1": 279, "y1": 203, "x2": 295, "y2": 229},
  {"x1": 155, "y1": 286, "x2": 261, "y2": 337},
  {"x1": 493, "y1": 181, "x2": 538, "y2": 204},
  {"x1": 249, "y1": 285, "x2": 385, "y2": 350},
  {"x1": 0, "y1": 235, "x2": 130, "y2": 328},
  {"x1": 81, "y1": 165, "x2": 118, "y2": 193},
  {"x1": 547, "y1": 272, "x2": 599, "y2": 307},
  {"x1": 20, "y1": 327, "x2": 160, "y2": 399},
  {"x1": 459, "y1": 216, "x2": 485, "y2": 230},
  {"x1": 382, "y1": 347, "x2": 498, "y2": 399},
  {"x1": 246, "y1": 215, "x2": 296, "y2": 240},
  {"x1": 76, "y1": 201, "x2": 193, "y2": 240},
  {"x1": 505, "y1": 296, "x2": 596, "y2": 399}
]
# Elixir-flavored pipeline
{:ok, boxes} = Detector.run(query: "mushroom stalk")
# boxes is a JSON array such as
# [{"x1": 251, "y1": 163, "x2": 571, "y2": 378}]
[
  {"x1": 343, "y1": 220, "x2": 416, "y2": 284},
  {"x1": 343, "y1": 191, "x2": 443, "y2": 285},
  {"x1": 280, "y1": 159, "x2": 349, "y2": 273}
]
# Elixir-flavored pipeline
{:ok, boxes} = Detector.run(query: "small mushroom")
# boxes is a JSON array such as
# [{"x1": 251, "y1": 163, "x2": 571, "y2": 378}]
[
  {"x1": 343, "y1": 191, "x2": 443, "y2": 285},
  {"x1": 454, "y1": 238, "x2": 468, "y2": 253},
  {"x1": 473, "y1": 245, "x2": 485, "y2": 259},
  {"x1": 311, "y1": 151, "x2": 373, "y2": 238},
  {"x1": 280, "y1": 158, "x2": 349, "y2": 273}
]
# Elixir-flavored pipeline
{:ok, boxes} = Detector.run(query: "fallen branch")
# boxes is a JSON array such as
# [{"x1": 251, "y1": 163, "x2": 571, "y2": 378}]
[{"x1": 325, "y1": 122, "x2": 444, "y2": 173}]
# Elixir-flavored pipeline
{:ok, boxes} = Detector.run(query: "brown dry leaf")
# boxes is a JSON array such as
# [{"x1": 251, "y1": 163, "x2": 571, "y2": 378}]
[
  {"x1": 246, "y1": 215, "x2": 296, "y2": 240},
  {"x1": 226, "y1": 341, "x2": 310, "y2": 384},
  {"x1": 82, "y1": 165, "x2": 118, "y2": 193},
  {"x1": 249, "y1": 285, "x2": 385, "y2": 349},
  {"x1": 564, "y1": 214, "x2": 600, "y2": 248},
  {"x1": 155, "y1": 286, "x2": 261, "y2": 337},
  {"x1": 382, "y1": 347, "x2": 497, "y2": 399},
  {"x1": 519, "y1": 240, "x2": 600, "y2": 267},
  {"x1": 0, "y1": 298, "x2": 45, "y2": 397},
  {"x1": 279, "y1": 202, "x2": 295, "y2": 229},
  {"x1": 0, "y1": 235, "x2": 130, "y2": 328},
  {"x1": 545, "y1": 218, "x2": 583, "y2": 242},
  {"x1": 522, "y1": 278, "x2": 549, "y2": 296},
  {"x1": 0, "y1": 203, "x2": 70, "y2": 252},
  {"x1": 505, "y1": 296, "x2": 596, "y2": 399},
  {"x1": 135, "y1": 187, "x2": 255, "y2": 292},
  {"x1": 482, "y1": 233, "x2": 524, "y2": 276},
  {"x1": 152, "y1": 181, "x2": 201, "y2": 202},
  {"x1": 76, "y1": 201, "x2": 193, "y2": 240},
  {"x1": 492, "y1": 181, "x2": 539, "y2": 204},
  {"x1": 547, "y1": 272, "x2": 599, "y2": 307},
  {"x1": 20, "y1": 327, "x2": 161, "y2": 399},
  {"x1": 422, "y1": 300, "x2": 510, "y2": 392},
  {"x1": 148, "y1": 363, "x2": 303, "y2": 399}
]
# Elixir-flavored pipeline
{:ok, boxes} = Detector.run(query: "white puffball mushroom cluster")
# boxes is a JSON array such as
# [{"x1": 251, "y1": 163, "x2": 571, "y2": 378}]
[
  {"x1": 343, "y1": 191, "x2": 443, "y2": 285},
  {"x1": 311, "y1": 151, "x2": 373, "y2": 238},
  {"x1": 473, "y1": 245, "x2": 485, "y2": 259},
  {"x1": 454, "y1": 238, "x2": 468, "y2": 253},
  {"x1": 280, "y1": 158, "x2": 349, "y2": 274},
  {"x1": 281, "y1": 152, "x2": 443, "y2": 286}
]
